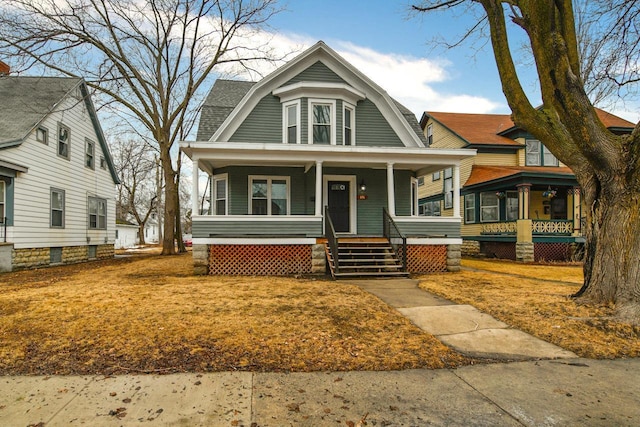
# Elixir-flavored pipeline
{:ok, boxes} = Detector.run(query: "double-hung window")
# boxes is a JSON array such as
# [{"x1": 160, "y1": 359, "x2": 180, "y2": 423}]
[
  {"x1": 85, "y1": 139, "x2": 95, "y2": 169},
  {"x1": 465, "y1": 194, "x2": 476, "y2": 223},
  {"x1": 51, "y1": 188, "x2": 65, "y2": 228},
  {"x1": 480, "y1": 192, "x2": 499, "y2": 222},
  {"x1": 283, "y1": 101, "x2": 300, "y2": 144},
  {"x1": 212, "y1": 174, "x2": 228, "y2": 215},
  {"x1": 343, "y1": 103, "x2": 354, "y2": 145},
  {"x1": 250, "y1": 176, "x2": 289, "y2": 215},
  {"x1": 310, "y1": 100, "x2": 334, "y2": 144},
  {"x1": 443, "y1": 168, "x2": 453, "y2": 209},
  {"x1": 427, "y1": 124, "x2": 433, "y2": 146},
  {"x1": 526, "y1": 139, "x2": 558, "y2": 166},
  {"x1": 58, "y1": 124, "x2": 70, "y2": 159},
  {"x1": 88, "y1": 196, "x2": 107, "y2": 229},
  {"x1": 0, "y1": 181, "x2": 5, "y2": 221},
  {"x1": 506, "y1": 191, "x2": 518, "y2": 221}
]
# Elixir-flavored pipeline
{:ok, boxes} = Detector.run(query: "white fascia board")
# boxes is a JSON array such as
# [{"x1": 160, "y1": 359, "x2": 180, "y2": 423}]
[
  {"x1": 273, "y1": 82, "x2": 366, "y2": 105},
  {"x1": 194, "y1": 237, "x2": 318, "y2": 245},
  {"x1": 406, "y1": 238, "x2": 463, "y2": 245}
]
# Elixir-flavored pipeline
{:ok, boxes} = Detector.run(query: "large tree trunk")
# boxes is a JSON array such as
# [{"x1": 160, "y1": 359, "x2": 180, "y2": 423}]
[
  {"x1": 160, "y1": 146, "x2": 177, "y2": 255},
  {"x1": 576, "y1": 172, "x2": 640, "y2": 323},
  {"x1": 138, "y1": 225, "x2": 146, "y2": 245}
]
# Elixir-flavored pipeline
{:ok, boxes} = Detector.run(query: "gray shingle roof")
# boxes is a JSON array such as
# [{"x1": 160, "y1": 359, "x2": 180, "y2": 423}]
[
  {"x1": 196, "y1": 79, "x2": 255, "y2": 141},
  {"x1": 0, "y1": 76, "x2": 82, "y2": 146},
  {"x1": 393, "y1": 100, "x2": 428, "y2": 144}
]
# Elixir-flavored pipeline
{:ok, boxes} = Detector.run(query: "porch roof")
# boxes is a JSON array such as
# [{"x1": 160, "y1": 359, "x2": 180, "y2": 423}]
[
  {"x1": 463, "y1": 165, "x2": 577, "y2": 190},
  {"x1": 180, "y1": 141, "x2": 476, "y2": 175}
]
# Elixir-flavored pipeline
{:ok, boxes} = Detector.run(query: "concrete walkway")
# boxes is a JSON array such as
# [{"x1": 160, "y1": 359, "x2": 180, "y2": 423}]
[
  {"x1": 347, "y1": 279, "x2": 577, "y2": 360},
  {"x1": 1, "y1": 358, "x2": 638, "y2": 426}
]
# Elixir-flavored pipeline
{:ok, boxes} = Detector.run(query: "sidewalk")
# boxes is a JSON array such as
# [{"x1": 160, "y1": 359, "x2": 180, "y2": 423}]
[{"x1": 1, "y1": 358, "x2": 638, "y2": 426}]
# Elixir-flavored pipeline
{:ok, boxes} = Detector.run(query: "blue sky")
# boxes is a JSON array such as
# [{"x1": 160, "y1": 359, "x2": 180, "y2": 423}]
[{"x1": 242, "y1": 0, "x2": 638, "y2": 122}]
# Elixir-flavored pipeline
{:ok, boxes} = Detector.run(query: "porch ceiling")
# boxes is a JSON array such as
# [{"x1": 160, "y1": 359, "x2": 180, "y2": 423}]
[{"x1": 181, "y1": 141, "x2": 476, "y2": 174}]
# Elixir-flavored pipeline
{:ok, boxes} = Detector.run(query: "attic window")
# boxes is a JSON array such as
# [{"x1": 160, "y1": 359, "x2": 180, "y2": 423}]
[
  {"x1": 427, "y1": 124, "x2": 433, "y2": 146},
  {"x1": 57, "y1": 124, "x2": 70, "y2": 160},
  {"x1": 36, "y1": 127, "x2": 48, "y2": 144},
  {"x1": 100, "y1": 156, "x2": 106, "y2": 169}
]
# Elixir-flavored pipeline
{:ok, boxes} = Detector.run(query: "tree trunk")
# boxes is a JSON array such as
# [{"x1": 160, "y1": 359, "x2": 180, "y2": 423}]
[
  {"x1": 160, "y1": 147, "x2": 177, "y2": 255},
  {"x1": 138, "y1": 224, "x2": 146, "y2": 245},
  {"x1": 575, "y1": 175, "x2": 640, "y2": 323}
]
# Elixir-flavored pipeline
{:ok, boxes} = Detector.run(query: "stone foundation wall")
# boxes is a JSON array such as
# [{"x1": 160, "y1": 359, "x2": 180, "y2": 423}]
[
  {"x1": 446, "y1": 244, "x2": 461, "y2": 272},
  {"x1": 461, "y1": 240, "x2": 481, "y2": 257},
  {"x1": 11, "y1": 244, "x2": 114, "y2": 270}
]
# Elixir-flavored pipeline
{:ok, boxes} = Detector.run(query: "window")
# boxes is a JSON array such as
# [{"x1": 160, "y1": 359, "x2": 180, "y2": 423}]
[
  {"x1": 250, "y1": 176, "x2": 289, "y2": 215},
  {"x1": 526, "y1": 139, "x2": 558, "y2": 166},
  {"x1": 0, "y1": 181, "x2": 5, "y2": 221},
  {"x1": 85, "y1": 139, "x2": 95, "y2": 169},
  {"x1": 50, "y1": 247, "x2": 62, "y2": 264},
  {"x1": 417, "y1": 177, "x2": 425, "y2": 186},
  {"x1": 419, "y1": 200, "x2": 441, "y2": 216},
  {"x1": 57, "y1": 124, "x2": 70, "y2": 159},
  {"x1": 465, "y1": 194, "x2": 476, "y2": 223},
  {"x1": 480, "y1": 192, "x2": 499, "y2": 222},
  {"x1": 443, "y1": 168, "x2": 453, "y2": 209},
  {"x1": 506, "y1": 191, "x2": 518, "y2": 221},
  {"x1": 433, "y1": 171, "x2": 440, "y2": 181},
  {"x1": 212, "y1": 174, "x2": 228, "y2": 215},
  {"x1": 427, "y1": 124, "x2": 433, "y2": 146},
  {"x1": 36, "y1": 127, "x2": 48, "y2": 144},
  {"x1": 51, "y1": 188, "x2": 65, "y2": 228},
  {"x1": 309, "y1": 100, "x2": 335, "y2": 144},
  {"x1": 88, "y1": 196, "x2": 107, "y2": 229},
  {"x1": 283, "y1": 101, "x2": 299, "y2": 144},
  {"x1": 88, "y1": 245, "x2": 97, "y2": 259},
  {"x1": 343, "y1": 104, "x2": 354, "y2": 145},
  {"x1": 100, "y1": 156, "x2": 106, "y2": 169}
]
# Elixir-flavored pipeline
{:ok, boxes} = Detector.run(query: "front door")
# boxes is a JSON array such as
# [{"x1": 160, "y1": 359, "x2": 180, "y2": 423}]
[
  {"x1": 328, "y1": 180, "x2": 351, "y2": 233},
  {"x1": 551, "y1": 196, "x2": 567, "y2": 220}
]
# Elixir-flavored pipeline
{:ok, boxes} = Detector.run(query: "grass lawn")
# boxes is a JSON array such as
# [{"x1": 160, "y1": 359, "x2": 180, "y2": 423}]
[
  {"x1": 0, "y1": 253, "x2": 467, "y2": 375},
  {"x1": 418, "y1": 259, "x2": 640, "y2": 359}
]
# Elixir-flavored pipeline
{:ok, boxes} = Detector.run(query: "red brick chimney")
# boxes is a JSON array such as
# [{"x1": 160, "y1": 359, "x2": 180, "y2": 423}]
[{"x1": 0, "y1": 61, "x2": 10, "y2": 75}]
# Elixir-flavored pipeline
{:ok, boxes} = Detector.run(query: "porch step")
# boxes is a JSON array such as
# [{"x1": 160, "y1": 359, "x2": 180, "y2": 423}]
[{"x1": 325, "y1": 238, "x2": 408, "y2": 279}]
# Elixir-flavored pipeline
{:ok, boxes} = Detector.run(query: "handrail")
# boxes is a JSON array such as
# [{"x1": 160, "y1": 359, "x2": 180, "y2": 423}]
[
  {"x1": 382, "y1": 208, "x2": 407, "y2": 271},
  {"x1": 324, "y1": 206, "x2": 340, "y2": 274}
]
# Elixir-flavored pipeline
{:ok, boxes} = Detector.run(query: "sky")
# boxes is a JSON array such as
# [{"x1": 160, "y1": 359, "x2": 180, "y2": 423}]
[{"x1": 228, "y1": 0, "x2": 639, "y2": 123}]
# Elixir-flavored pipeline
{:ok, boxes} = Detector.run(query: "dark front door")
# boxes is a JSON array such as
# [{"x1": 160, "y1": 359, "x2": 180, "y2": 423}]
[
  {"x1": 551, "y1": 196, "x2": 567, "y2": 220},
  {"x1": 328, "y1": 180, "x2": 351, "y2": 233}
]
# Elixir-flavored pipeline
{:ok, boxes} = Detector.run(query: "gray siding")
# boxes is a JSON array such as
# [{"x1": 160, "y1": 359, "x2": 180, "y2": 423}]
[
  {"x1": 355, "y1": 99, "x2": 404, "y2": 147},
  {"x1": 230, "y1": 94, "x2": 282, "y2": 142},
  {"x1": 193, "y1": 219, "x2": 322, "y2": 237},
  {"x1": 284, "y1": 61, "x2": 346, "y2": 85},
  {"x1": 395, "y1": 221, "x2": 461, "y2": 238}
]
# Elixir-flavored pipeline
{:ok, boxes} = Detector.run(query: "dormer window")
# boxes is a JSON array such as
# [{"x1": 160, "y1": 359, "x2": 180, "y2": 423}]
[
  {"x1": 311, "y1": 101, "x2": 334, "y2": 144},
  {"x1": 526, "y1": 139, "x2": 558, "y2": 166},
  {"x1": 283, "y1": 100, "x2": 300, "y2": 144}
]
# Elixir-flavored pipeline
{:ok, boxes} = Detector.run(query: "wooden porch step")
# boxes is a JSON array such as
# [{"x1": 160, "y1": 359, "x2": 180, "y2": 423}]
[
  {"x1": 339, "y1": 264, "x2": 404, "y2": 270},
  {"x1": 334, "y1": 271, "x2": 410, "y2": 278},
  {"x1": 338, "y1": 258, "x2": 400, "y2": 264},
  {"x1": 338, "y1": 245, "x2": 393, "y2": 251}
]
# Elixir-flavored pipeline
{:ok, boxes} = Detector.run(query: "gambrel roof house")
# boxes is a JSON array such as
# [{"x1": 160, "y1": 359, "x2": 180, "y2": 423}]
[
  {"x1": 181, "y1": 41, "x2": 476, "y2": 277},
  {"x1": 0, "y1": 73, "x2": 119, "y2": 271},
  {"x1": 418, "y1": 109, "x2": 635, "y2": 262}
]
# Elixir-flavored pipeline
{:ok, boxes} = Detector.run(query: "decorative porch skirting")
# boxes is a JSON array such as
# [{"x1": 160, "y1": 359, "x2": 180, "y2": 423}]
[{"x1": 477, "y1": 241, "x2": 581, "y2": 262}]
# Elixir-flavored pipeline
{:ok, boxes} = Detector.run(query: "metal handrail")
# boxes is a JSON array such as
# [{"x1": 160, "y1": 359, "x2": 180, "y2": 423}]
[
  {"x1": 324, "y1": 206, "x2": 340, "y2": 274},
  {"x1": 382, "y1": 208, "x2": 407, "y2": 271}
]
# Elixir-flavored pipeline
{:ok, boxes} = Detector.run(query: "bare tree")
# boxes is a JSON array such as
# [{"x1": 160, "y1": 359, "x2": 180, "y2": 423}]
[
  {"x1": 113, "y1": 138, "x2": 158, "y2": 245},
  {"x1": 414, "y1": 0, "x2": 640, "y2": 323},
  {"x1": 0, "y1": 0, "x2": 279, "y2": 254}
]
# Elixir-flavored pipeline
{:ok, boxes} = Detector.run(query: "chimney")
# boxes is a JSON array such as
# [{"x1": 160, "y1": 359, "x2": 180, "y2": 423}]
[{"x1": 0, "y1": 61, "x2": 10, "y2": 76}]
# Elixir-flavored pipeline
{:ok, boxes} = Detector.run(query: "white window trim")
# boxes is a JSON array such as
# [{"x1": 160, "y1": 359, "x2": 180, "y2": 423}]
[
  {"x1": 308, "y1": 98, "x2": 337, "y2": 145},
  {"x1": 212, "y1": 173, "x2": 228, "y2": 215},
  {"x1": 282, "y1": 99, "x2": 301, "y2": 144},
  {"x1": 85, "y1": 138, "x2": 95, "y2": 170},
  {"x1": 427, "y1": 124, "x2": 433, "y2": 146},
  {"x1": 248, "y1": 175, "x2": 291, "y2": 216},
  {"x1": 480, "y1": 192, "x2": 499, "y2": 223},
  {"x1": 411, "y1": 177, "x2": 419, "y2": 216},
  {"x1": 465, "y1": 194, "x2": 476, "y2": 224},
  {"x1": 88, "y1": 196, "x2": 107, "y2": 230},
  {"x1": 50, "y1": 188, "x2": 65, "y2": 228},
  {"x1": 343, "y1": 102, "x2": 356, "y2": 146},
  {"x1": 443, "y1": 168, "x2": 453, "y2": 209},
  {"x1": 57, "y1": 123, "x2": 70, "y2": 160}
]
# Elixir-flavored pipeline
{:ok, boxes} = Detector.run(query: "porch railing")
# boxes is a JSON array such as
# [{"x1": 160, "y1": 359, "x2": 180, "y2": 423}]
[
  {"x1": 324, "y1": 206, "x2": 340, "y2": 274},
  {"x1": 532, "y1": 219, "x2": 573, "y2": 235},
  {"x1": 0, "y1": 217, "x2": 5, "y2": 243},
  {"x1": 481, "y1": 221, "x2": 517, "y2": 234},
  {"x1": 382, "y1": 208, "x2": 407, "y2": 271}
]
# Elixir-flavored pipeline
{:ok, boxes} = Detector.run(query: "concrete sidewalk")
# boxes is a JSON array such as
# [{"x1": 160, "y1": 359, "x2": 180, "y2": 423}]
[
  {"x1": 1, "y1": 358, "x2": 638, "y2": 426},
  {"x1": 347, "y1": 279, "x2": 577, "y2": 360}
]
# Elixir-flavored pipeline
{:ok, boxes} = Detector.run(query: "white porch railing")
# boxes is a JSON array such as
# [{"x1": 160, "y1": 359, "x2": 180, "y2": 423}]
[{"x1": 481, "y1": 221, "x2": 517, "y2": 234}]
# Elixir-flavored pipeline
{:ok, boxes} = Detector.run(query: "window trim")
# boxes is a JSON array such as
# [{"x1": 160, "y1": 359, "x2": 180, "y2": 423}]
[
  {"x1": 343, "y1": 102, "x2": 356, "y2": 146},
  {"x1": 100, "y1": 156, "x2": 106, "y2": 170},
  {"x1": 36, "y1": 126, "x2": 48, "y2": 144},
  {"x1": 464, "y1": 194, "x2": 476, "y2": 224},
  {"x1": 308, "y1": 99, "x2": 336, "y2": 145},
  {"x1": 427, "y1": 123, "x2": 433, "y2": 146},
  {"x1": 443, "y1": 168, "x2": 453, "y2": 209},
  {"x1": 419, "y1": 200, "x2": 441, "y2": 217},
  {"x1": 432, "y1": 171, "x2": 441, "y2": 181},
  {"x1": 85, "y1": 138, "x2": 95, "y2": 170},
  {"x1": 525, "y1": 139, "x2": 559, "y2": 166},
  {"x1": 57, "y1": 123, "x2": 70, "y2": 160},
  {"x1": 50, "y1": 188, "x2": 65, "y2": 228},
  {"x1": 480, "y1": 192, "x2": 500, "y2": 223},
  {"x1": 212, "y1": 173, "x2": 228, "y2": 215},
  {"x1": 282, "y1": 100, "x2": 301, "y2": 144},
  {"x1": 506, "y1": 191, "x2": 519, "y2": 221},
  {"x1": 248, "y1": 175, "x2": 291, "y2": 216},
  {"x1": 88, "y1": 196, "x2": 107, "y2": 230}
]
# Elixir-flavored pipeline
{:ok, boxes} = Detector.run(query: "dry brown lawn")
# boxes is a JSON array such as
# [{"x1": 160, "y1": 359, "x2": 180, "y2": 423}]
[
  {"x1": 0, "y1": 254, "x2": 468, "y2": 375},
  {"x1": 418, "y1": 259, "x2": 639, "y2": 359}
]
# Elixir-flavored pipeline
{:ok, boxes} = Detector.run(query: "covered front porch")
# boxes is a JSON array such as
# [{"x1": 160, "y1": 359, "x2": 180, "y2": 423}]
[{"x1": 182, "y1": 142, "x2": 475, "y2": 275}]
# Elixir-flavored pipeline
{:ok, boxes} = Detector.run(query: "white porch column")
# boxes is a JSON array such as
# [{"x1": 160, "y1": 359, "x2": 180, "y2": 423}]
[
  {"x1": 453, "y1": 164, "x2": 461, "y2": 218},
  {"x1": 315, "y1": 161, "x2": 323, "y2": 216},
  {"x1": 387, "y1": 162, "x2": 396, "y2": 216},
  {"x1": 191, "y1": 156, "x2": 200, "y2": 216}
]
